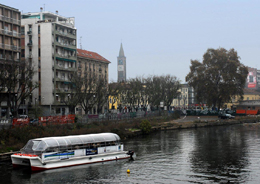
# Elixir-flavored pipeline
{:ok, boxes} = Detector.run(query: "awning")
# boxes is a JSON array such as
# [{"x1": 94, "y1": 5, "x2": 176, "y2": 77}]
[
  {"x1": 64, "y1": 47, "x2": 76, "y2": 51},
  {"x1": 56, "y1": 57, "x2": 76, "y2": 63}
]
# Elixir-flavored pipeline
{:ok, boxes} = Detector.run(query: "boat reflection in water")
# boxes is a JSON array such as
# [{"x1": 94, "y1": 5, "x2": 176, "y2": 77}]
[
  {"x1": 11, "y1": 133, "x2": 135, "y2": 172},
  {"x1": 11, "y1": 159, "x2": 131, "y2": 184}
]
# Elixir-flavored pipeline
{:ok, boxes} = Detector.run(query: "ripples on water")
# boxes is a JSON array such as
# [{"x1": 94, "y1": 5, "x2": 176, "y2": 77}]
[{"x1": 2, "y1": 123, "x2": 260, "y2": 183}]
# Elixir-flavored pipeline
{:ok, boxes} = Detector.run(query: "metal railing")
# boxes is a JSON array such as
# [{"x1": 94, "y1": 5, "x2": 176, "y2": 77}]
[
  {"x1": 0, "y1": 29, "x2": 21, "y2": 37},
  {"x1": 0, "y1": 15, "x2": 21, "y2": 24},
  {"x1": 77, "y1": 110, "x2": 161, "y2": 123}
]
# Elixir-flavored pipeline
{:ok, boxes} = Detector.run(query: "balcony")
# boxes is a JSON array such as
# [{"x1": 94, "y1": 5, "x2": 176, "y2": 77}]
[
  {"x1": 1, "y1": 44, "x2": 21, "y2": 51},
  {"x1": 55, "y1": 41, "x2": 76, "y2": 50},
  {"x1": 56, "y1": 88, "x2": 72, "y2": 93},
  {"x1": 0, "y1": 15, "x2": 20, "y2": 25},
  {"x1": 56, "y1": 76, "x2": 69, "y2": 82},
  {"x1": 56, "y1": 64, "x2": 76, "y2": 72},
  {"x1": 12, "y1": 45, "x2": 19, "y2": 51},
  {"x1": 0, "y1": 29, "x2": 21, "y2": 38},
  {"x1": 55, "y1": 54, "x2": 76, "y2": 62},
  {"x1": 55, "y1": 30, "x2": 76, "y2": 39},
  {"x1": 12, "y1": 18, "x2": 21, "y2": 25},
  {"x1": 0, "y1": 57, "x2": 6, "y2": 62},
  {"x1": 27, "y1": 41, "x2": 33, "y2": 46},
  {"x1": 13, "y1": 31, "x2": 21, "y2": 37},
  {"x1": 27, "y1": 31, "x2": 32, "y2": 35}
]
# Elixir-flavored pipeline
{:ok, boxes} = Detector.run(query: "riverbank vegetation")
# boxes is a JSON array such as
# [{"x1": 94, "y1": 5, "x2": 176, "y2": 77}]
[
  {"x1": 0, "y1": 112, "x2": 180, "y2": 153},
  {"x1": 1, "y1": 113, "x2": 260, "y2": 153}
]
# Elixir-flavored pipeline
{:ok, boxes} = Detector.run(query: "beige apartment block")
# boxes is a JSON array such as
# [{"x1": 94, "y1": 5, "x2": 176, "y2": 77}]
[
  {"x1": 77, "y1": 49, "x2": 110, "y2": 115},
  {"x1": 0, "y1": 3, "x2": 21, "y2": 117}
]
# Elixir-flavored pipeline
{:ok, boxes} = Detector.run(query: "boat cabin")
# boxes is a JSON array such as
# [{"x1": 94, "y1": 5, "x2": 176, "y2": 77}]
[{"x1": 20, "y1": 133, "x2": 123, "y2": 161}]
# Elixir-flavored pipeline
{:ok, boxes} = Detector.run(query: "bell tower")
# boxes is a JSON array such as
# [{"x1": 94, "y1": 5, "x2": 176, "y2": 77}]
[{"x1": 117, "y1": 43, "x2": 126, "y2": 82}]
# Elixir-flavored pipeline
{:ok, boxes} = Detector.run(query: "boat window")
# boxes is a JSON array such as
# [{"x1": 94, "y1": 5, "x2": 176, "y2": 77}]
[
  {"x1": 100, "y1": 142, "x2": 106, "y2": 147},
  {"x1": 25, "y1": 133, "x2": 121, "y2": 152},
  {"x1": 45, "y1": 139, "x2": 59, "y2": 148},
  {"x1": 59, "y1": 146, "x2": 68, "y2": 152},
  {"x1": 21, "y1": 140, "x2": 34, "y2": 153},
  {"x1": 56, "y1": 138, "x2": 68, "y2": 147},
  {"x1": 32, "y1": 140, "x2": 41, "y2": 150},
  {"x1": 36, "y1": 141, "x2": 48, "y2": 151}
]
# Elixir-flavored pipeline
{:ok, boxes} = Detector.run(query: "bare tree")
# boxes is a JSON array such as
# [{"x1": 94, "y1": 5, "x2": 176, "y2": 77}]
[
  {"x1": 145, "y1": 75, "x2": 180, "y2": 110},
  {"x1": 0, "y1": 60, "x2": 38, "y2": 118}
]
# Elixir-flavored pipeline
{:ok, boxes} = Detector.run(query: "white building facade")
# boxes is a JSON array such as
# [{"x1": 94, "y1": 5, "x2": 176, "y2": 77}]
[{"x1": 21, "y1": 11, "x2": 77, "y2": 116}]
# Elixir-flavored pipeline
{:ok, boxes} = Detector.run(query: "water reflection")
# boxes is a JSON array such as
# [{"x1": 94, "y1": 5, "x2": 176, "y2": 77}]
[
  {"x1": 11, "y1": 160, "x2": 129, "y2": 184},
  {"x1": 189, "y1": 126, "x2": 250, "y2": 183}
]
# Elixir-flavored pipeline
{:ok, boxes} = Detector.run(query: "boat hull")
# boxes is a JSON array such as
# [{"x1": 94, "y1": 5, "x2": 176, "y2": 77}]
[{"x1": 11, "y1": 151, "x2": 131, "y2": 172}]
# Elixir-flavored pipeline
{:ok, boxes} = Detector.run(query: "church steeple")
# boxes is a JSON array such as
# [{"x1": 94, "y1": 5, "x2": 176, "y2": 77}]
[
  {"x1": 119, "y1": 43, "x2": 125, "y2": 57},
  {"x1": 117, "y1": 43, "x2": 126, "y2": 82}
]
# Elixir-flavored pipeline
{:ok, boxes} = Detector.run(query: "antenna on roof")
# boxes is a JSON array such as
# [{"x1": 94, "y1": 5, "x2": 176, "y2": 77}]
[
  {"x1": 80, "y1": 36, "x2": 82, "y2": 49},
  {"x1": 44, "y1": 4, "x2": 45, "y2": 11}
]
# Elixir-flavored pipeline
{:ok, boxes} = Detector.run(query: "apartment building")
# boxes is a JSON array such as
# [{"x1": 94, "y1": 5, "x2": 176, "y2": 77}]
[
  {"x1": 0, "y1": 4, "x2": 21, "y2": 117},
  {"x1": 77, "y1": 49, "x2": 110, "y2": 115},
  {"x1": 21, "y1": 10, "x2": 76, "y2": 115}
]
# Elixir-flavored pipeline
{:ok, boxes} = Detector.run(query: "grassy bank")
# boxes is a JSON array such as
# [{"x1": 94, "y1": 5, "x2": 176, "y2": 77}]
[
  {"x1": 0, "y1": 114, "x2": 179, "y2": 153},
  {"x1": 1, "y1": 114, "x2": 259, "y2": 153}
]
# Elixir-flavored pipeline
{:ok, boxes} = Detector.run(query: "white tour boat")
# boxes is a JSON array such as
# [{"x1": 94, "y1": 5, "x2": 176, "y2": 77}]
[{"x1": 11, "y1": 133, "x2": 135, "y2": 172}]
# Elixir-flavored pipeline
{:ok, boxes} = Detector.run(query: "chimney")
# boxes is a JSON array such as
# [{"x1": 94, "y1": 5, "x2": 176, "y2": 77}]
[
  {"x1": 56, "y1": 10, "x2": 58, "y2": 14},
  {"x1": 40, "y1": 7, "x2": 43, "y2": 12}
]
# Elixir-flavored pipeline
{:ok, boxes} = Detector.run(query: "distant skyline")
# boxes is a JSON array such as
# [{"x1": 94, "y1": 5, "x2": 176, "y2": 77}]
[{"x1": 2, "y1": 0, "x2": 260, "y2": 83}]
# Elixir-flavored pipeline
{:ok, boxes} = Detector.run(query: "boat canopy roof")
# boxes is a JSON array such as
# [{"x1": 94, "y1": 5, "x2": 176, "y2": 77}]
[{"x1": 22, "y1": 133, "x2": 120, "y2": 152}]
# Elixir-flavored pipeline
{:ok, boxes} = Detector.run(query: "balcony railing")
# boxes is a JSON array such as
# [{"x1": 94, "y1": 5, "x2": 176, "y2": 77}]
[
  {"x1": 0, "y1": 43, "x2": 21, "y2": 51},
  {"x1": 55, "y1": 30, "x2": 76, "y2": 39},
  {"x1": 0, "y1": 29, "x2": 21, "y2": 37},
  {"x1": 0, "y1": 15, "x2": 21, "y2": 24},
  {"x1": 55, "y1": 41, "x2": 76, "y2": 50},
  {"x1": 56, "y1": 53, "x2": 76, "y2": 60},
  {"x1": 13, "y1": 31, "x2": 21, "y2": 37},
  {"x1": 56, "y1": 88, "x2": 71, "y2": 93},
  {"x1": 27, "y1": 41, "x2": 33, "y2": 46}
]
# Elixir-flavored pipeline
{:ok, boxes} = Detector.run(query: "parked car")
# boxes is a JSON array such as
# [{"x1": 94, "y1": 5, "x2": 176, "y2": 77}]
[
  {"x1": 30, "y1": 119, "x2": 39, "y2": 125},
  {"x1": 200, "y1": 110, "x2": 209, "y2": 115},
  {"x1": 19, "y1": 115, "x2": 28, "y2": 119},
  {"x1": 218, "y1": 113, "x2": 235, "y2": 119}
]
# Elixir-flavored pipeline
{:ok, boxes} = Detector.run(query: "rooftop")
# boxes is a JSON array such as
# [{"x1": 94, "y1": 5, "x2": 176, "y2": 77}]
[
  {"x1": 0, "y1": 3, "x2": 20, "y2": 12},
  {"x1": 77, "y1": 49, "x2": 110, "y2": 64}
]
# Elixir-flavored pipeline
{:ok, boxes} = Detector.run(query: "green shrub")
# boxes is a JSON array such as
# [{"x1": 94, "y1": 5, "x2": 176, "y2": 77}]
[{"x1": 140, "y1": 119, "x2": 152, "y2": 134}]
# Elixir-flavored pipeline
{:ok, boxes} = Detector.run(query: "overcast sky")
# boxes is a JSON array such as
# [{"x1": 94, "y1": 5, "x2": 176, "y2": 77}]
[{"x1": 2, "y1": 0, "x2": 260, "y2": 83}]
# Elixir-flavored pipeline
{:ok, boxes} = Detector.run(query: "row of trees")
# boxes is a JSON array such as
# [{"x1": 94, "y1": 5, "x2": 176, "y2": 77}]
[
  {"x1": 107, "y1": 75, "x2": 181, "y2": 112},
  {"x1": 60, "y1": 73, "x2": 181, "y2": 115}
]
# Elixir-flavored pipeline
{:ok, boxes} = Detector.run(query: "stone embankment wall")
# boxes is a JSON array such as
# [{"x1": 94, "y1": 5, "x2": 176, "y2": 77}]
[{"x1": 127, "y1": 119, "x2": 246, "y2": 137}]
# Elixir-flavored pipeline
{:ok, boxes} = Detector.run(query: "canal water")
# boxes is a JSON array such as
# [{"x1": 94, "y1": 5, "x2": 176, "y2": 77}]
[{"x1": 1, "y1": 123, "x2": 260, "y2": 184}]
